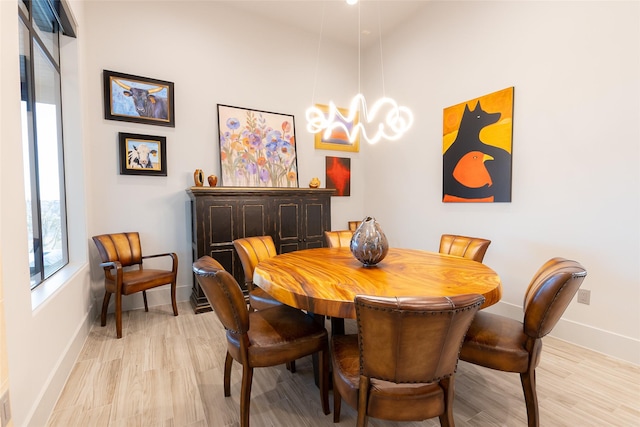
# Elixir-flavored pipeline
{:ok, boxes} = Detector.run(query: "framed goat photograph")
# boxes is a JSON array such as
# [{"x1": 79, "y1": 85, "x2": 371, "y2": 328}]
[
  {"x1": 104, "y1": 70, "x2": 175, "y2": 127},
  {"x1": 119, "y1": 132, "x2": 167, "y2": 176}
]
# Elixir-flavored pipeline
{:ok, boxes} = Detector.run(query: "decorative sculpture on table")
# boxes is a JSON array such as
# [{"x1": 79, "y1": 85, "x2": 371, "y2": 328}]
[{"x1": 350, "y1": 217, "x2": 389, "y2": 267}]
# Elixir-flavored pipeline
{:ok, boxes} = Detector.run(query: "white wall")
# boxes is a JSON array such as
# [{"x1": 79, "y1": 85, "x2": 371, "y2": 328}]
[{"x1": 361, "y1": 1, "x2": 640, "y2": 363}]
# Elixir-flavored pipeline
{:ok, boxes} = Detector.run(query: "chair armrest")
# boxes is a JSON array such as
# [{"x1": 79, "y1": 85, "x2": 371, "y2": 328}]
[
  {"x1": 142, "y1": 252, "x2": 178, "y2": 273},
  {"x1": 99, "y1": 260, "x2": 122, "y2": 270}
]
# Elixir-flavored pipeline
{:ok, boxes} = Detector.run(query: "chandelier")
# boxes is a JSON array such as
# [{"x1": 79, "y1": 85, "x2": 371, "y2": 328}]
[{"x1": 306, "y1": 0, "x2": 413, "y2": 145}]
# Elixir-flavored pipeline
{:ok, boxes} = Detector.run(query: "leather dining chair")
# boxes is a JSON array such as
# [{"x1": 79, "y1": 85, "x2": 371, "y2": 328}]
[
  {"x1": 331, "y1": 293, "x2": 485, "y2": 427},
  {"x1": 192, "y1": 256, "x2": 330, "y2": 427},
  {"x1": 92, "y1": 232, "x2": 178, "y2": 338},
  {"x1": 324, "y1": 230, "x2": 353, "y2": 248},
  {"x1": 460, "y1": 257, "x2": 587, "y2": 427},
  {"x1": 439, "y1": 234, "x2": 491, "y2": 262},
  {"x1": 348, "y1": 220, "x2": 362, "y2": 232},
  {"x1": 233, "y1": 236, "x2": 282, "y2": 312}
]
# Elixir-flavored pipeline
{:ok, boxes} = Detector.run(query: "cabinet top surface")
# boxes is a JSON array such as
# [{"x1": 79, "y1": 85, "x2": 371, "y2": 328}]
[{"x1": 187, "y1": 187, "x2": 336, "y2": 197}]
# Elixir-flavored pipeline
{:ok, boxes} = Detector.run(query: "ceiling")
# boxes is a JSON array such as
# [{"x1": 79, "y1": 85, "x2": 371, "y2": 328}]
[{"x1": 225, "y1": 0, "x2": 430, "y2": 49}]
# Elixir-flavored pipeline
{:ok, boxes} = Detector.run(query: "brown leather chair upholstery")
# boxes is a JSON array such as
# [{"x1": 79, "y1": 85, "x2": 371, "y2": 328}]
[
  {"x1": 92, "y1": 232, "x2": 178, "y2": 338},
  {"x1": 192, "y1": 256, "x2": 330, "y2": 427},
  {"x1": 460, "y1": 257, "x2": 587, "y2": 427},
  {"x1": 348, "y1": 220, "x2": 362, "y2": 232},
  {"x1": 439, "y1": 234, "x2": 491, "y2": 262},
  {"x1": 324, "y1": 230, "x2": 353, "y2": 248},
  {"x1": 331, "y1": 294, "x2": 485, "y2": 427},
  {"x1": 233, "y1": 236, "x2": 282, "y2": 312}
]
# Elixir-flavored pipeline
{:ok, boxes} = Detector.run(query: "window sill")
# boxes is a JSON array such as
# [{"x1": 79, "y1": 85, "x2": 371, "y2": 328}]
[{"x1": 31, "y1": 262, "x2": 84, "y2": 311}]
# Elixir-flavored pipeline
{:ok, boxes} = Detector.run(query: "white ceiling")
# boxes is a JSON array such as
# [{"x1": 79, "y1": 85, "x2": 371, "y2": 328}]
[{"x1": 225, "y1": 0, "x2": 430, "y2": 49}]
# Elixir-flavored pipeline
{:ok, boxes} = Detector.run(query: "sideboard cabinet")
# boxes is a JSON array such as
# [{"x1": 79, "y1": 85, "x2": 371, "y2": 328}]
[{"x1": 187, "y1": 187, "x2": 334, "y2": 313}]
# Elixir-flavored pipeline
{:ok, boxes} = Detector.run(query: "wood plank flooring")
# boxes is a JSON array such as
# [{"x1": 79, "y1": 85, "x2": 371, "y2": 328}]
[{"x1": 48, "y1": 302, "x2": 640, "y2": 426}]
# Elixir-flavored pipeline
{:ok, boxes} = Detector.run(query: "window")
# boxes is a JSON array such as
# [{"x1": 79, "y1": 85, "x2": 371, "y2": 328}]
[{"x1": 19, "y1": 0, "x2": 76, "y2": 289}]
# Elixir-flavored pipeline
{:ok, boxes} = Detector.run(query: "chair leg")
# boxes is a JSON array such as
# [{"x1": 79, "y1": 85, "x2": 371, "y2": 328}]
[
  {"x1": 224, "y1": 352, "x2": 233, "y2": 397},
  {"x1": 521, "y1": 369, "x2": 540, "y2": 427},
  {"x1": 333, "y1": 387, "x2": 342, "y2": 423},
  {"x1": 286, "y1": 361, "x2": 296, "y2": 373},
  {"x1": 142, "y1": 290, "x2": 149, "y2": 312},
  {"x1": 357, "y1": 376, "x2": 370, "y2": 427},
  {"x1": 319, "y1": 348, "x2": 330, "y2": 415},
  {"x1": 115, "y1": 292, "x2": 123, "y2": 338},
  {"x1": 240, "y1": 365, "x2": 254, "y2": 427},
  {"x1": 171, "y1": 281, "x2": 178, "y2": 316},
  {"x1": 101, "y1": 291, "x2": 111, "y2": 327},
  {"x1": 439, "y1": 376, "x2": 455, "y2": 427}
]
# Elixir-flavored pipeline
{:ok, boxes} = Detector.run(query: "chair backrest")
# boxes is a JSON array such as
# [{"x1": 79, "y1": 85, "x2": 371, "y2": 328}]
[
  {"x1": 192, "y1": 256, "x2": 249, "y2": 335},
  {"x1": 439, "y1": 234, "x2": 491, "y2": 262},
  {"x1": 522, "y1": 257, "x2": 587, "y2": 339},
  {"x1": 93, "y1": 232, "x2": 143, "y2": 267},
  {"x1": 324, "y1": 230, "x2": 353, "y2": 248},
  {"x1": 348, "y1": 221, "x2": 362, "y2": 232},
  {"x1": 355, "y1": 294, "x2": 485, "y2": 383},
  {"x1": 233, "y1": 236, "x2": 278, "y2": 287}
]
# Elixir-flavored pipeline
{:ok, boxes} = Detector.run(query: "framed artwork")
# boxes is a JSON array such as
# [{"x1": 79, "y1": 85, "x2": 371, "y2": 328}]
[
  {"x1": 119, "y1": 132, "x2": 167, "y2": 176},
  {"x1": 313, "y1": 104, "x2": 360, "y2": 152},
  {"x1": 442, "y1": 86, "x2": 514, "y2": 203},
  {"x1": 217, "y1": 104, "x2": 298, "y2": 187},
  {"x1": 103, "y1": 70, "x2": 175, "y2": 127},
  {"x1": 325, "y1": 156, "x2": 351, "y2": 196}
]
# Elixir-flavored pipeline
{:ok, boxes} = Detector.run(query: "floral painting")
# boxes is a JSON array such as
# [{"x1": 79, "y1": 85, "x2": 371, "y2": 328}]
[{"x1": 217, "y1": 104, "x2": 298, "y2": 187}]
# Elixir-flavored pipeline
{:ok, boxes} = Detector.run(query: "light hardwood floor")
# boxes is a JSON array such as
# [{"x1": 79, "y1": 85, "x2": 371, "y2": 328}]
[{"x1": 48, "y1": 302, "x2": 640, "y2": 426}]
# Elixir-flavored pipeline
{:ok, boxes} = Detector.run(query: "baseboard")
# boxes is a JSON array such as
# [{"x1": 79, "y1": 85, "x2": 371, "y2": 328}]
[{"x1": 486, "y1": 301, "x2": 640, "y2": 366}]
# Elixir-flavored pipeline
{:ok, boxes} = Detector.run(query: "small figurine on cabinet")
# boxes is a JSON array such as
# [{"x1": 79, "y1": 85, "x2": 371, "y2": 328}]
[
  {"x1": 194, "y1": 169, "x2": 204, "y2": 186},
  {"x1": 309, "y1": 177, "x2": 321, "y2": 188}
]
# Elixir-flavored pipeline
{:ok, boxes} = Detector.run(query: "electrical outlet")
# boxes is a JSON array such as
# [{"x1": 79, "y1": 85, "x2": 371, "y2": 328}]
[{"x1": 577, "y1": 289, "x2": 591, "y2": 305}]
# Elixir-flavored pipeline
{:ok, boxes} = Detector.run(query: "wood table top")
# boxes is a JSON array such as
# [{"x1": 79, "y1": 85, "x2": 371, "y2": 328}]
[{"x1": 253, "y1": 247, "x2": 502, "y2": 319}]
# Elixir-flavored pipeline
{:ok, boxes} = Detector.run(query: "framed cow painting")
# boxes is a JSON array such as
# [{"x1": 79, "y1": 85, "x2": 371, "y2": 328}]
[
  {"x1": 118, "y1": 132, "x2": 167, "y2": 176},
  {"x1": 104, "y1": 70, "x2": 175, "y2": 127}
]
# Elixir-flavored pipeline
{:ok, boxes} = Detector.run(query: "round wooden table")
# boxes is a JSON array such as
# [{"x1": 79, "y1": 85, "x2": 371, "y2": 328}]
[{"x1": 254, "y1": 247, "x2": 502, "y2": 320}]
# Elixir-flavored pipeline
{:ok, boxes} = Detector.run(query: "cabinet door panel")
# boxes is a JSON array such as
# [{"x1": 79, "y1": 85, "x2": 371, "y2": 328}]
[
  {"x1": 241, "y1": 203, "x2": 268, "y2": 237},
  {"x1": 209, "y1": 204, "x2": 234, "y2": 244},
  {"x1": 210, "y1": 247, "x2": 236, "y2": 276},
  {"x1": 305, "y1": 202, "x2": 325, "y2": 239},
  {"x1": 278, "y1": 203, "x2": 300, "y2": 239}
]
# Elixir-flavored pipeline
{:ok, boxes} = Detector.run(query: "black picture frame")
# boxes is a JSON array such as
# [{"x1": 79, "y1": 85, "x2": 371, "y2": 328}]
[
  {"x1": 119, "y1": 132, "x2": 167, "y2": 176},
  {"x1": 103, "y1": 70, "x2": 175, "y2": 127}
]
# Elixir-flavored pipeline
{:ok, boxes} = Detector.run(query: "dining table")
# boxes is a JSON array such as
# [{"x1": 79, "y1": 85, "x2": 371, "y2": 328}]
[{"x1": 253, "y1": 247, "x2": 502, "y2": 332}]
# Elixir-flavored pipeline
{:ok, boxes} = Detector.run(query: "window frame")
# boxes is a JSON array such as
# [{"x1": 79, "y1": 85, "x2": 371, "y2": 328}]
[{"x1": 19, "y1": 0, "x2": 76, "y2": 290}]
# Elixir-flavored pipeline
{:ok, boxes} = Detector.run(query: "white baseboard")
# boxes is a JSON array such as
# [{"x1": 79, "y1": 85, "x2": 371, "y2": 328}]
[{"x1": 486, "y1": 301, "x2": 640, "y2": 366}]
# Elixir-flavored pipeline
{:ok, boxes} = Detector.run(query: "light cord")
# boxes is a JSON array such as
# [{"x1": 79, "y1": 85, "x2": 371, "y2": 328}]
[
  {"x1": 310, "y1": 1, "x2": 327, "y2": 106},
  {"x1": 377, "y1": 3, "x2": 385, "y2": 97}
]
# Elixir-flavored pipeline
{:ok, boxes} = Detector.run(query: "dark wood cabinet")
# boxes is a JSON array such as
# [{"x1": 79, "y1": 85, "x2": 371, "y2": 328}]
[{"x1": 187, "y1": 187, "x2": 334, "y2": 313}]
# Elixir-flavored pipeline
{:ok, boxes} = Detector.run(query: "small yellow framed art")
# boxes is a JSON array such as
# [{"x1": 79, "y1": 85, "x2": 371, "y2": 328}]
[{"x1": 313, "y1": 104, "x2": 360, "y2": 153}]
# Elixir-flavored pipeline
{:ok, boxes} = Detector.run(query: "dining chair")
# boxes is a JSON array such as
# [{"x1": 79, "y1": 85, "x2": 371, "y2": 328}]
[
  {"x1": 233, "y1": 236, "x2": 282, "y2": 312},
  {"x1": 324, "y1": 230, "x2": 353, "y2": 248},
  {"x1": 331, "y1": 293, "x2": 485, "y2": 427},
  {"x1": 439, "y1": 234, "x2": 491, "y2": 262},
  {"x1": 348, "y1": 220, "x2": 362, "y2": 232},
  {"x1": 192, "y1": 256, "x2": 330, "y2": 427},
  {"x1": 460, "y1": 257, "x2": 587, "y2": 427},
  {"x1": 92, "y1": 232, "x2": 178, "y2": 338}
]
